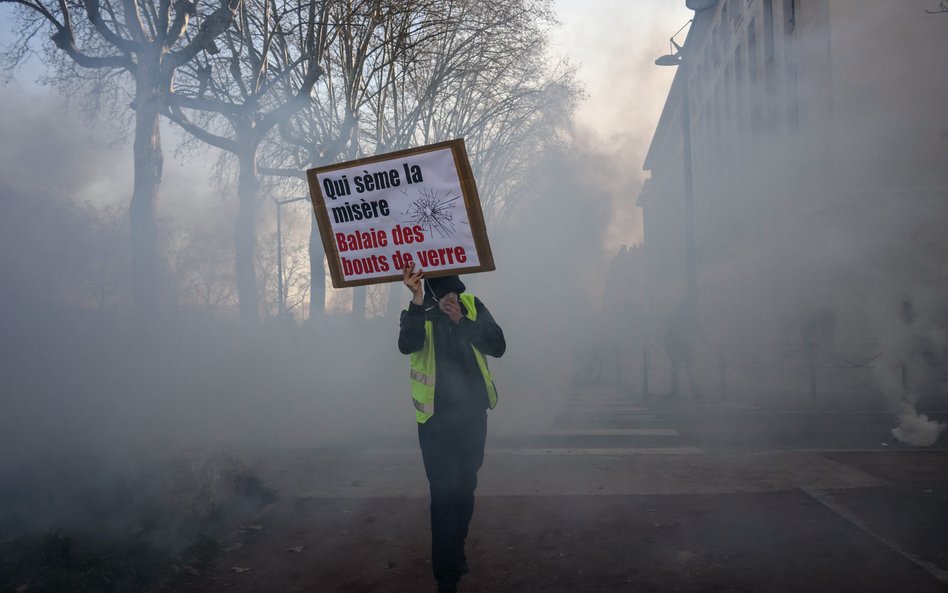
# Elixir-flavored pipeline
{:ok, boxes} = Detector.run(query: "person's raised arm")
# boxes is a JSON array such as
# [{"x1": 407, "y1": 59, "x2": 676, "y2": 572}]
[
  {"x1": 398, "y1": 263, "x2": 426, "y2": 354},
  {"x1": 459, "y1": 297, "x2": 506, "y2": 358}
]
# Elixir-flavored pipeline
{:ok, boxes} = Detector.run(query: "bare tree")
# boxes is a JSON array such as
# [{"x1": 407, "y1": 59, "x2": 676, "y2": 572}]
[
  {"x1": 1, "y1": 0, "x2": 240, "y2": 321},
  {"x1": 0, "y1": 182, "x2": 129, "y2": 311},
  {"x1": 267, "y1": 0, "x2": 580, "y2": 319},
  {"x1": 163, "y1": 0, "x2": 329, "y2": 325},
  {"x1": 256, "y1": 231, "x2": 310, "y2": 319},
  {"x1": 363, "y1": 0, "x2": 581, "y2": 314},
  {"x1": 164, "y1": 220, "x2": 236, "y2": 311},
  {"x1": 926, "y1": 1, "x2": 948, "y2": 14}
]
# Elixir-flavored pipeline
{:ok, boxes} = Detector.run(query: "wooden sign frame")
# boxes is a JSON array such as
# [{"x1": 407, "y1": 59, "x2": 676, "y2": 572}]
[{"x1": 306, "y1": 138, "x2": 495, "y2": 288}]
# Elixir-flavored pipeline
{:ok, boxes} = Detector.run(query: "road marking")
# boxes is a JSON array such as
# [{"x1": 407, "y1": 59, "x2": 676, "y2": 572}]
[
  {"x1": 790, "y1": 448, "x2": 948, "y2": 454},
  {"x1": 361, "y1": 446, "x2": 705, "y2": 456},
  {"x1": 801, "y1": 487, "x2": 948, "y2": 585},
  {"x1": 551, "y1": 428, "x2": 680, "y2": 437},
  {"x1": 564, "y1": 410, "x2": 657, "y2": 417},
  {"x1": 488, "y1": 447, "x2": 704, "y2": 456},
  {"x1": 566, "y1": 404, "x2": 649, "y2": 411}
]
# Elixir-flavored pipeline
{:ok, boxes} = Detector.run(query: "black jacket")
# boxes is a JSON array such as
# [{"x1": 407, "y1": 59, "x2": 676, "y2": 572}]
[{"x1": 398, "y1": 295, "x2": 506, "y2": 418}]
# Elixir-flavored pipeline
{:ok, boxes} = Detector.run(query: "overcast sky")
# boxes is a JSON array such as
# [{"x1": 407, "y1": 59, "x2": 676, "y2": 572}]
[
  {"x1": 550, "y1": 1, "x2": 690, "y2": 144},
  {"x1": 1, "y1": 0, "x2": 689, "y2": 148},
  {"x1": 0, "y1": 1, "x2": 691, "y2": 247}
]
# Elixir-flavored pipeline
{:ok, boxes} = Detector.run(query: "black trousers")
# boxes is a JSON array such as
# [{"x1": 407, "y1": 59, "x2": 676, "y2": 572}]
[{"x1": 417, "y1": 410, "x2": 487, "y2": 587}]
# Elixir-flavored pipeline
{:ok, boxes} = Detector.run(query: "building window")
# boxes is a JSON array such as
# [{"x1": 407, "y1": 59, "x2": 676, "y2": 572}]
[
  {"x1": 734, "y1": 44, "x2": 744, "y2": 131},
  {"x1": 786, "y1": 60, "x2": 799, "y2": 129},
  {"x1": 724, "y1": 64, "x2": 733, "y2": 132},
  {"x1": 763, "y1": 0, "x2": 775, "y2": 62},
  {"x1": 747, "y1": 17, "x2": 762, "y2": 132},
  {"x1": 730, "y1": 0, "x2": 743, "y2": 31},
  {"x1": 712, "y1": 23, "x2": 722, "y2": 69},
  {"x1": 782, "y1": 0, "x2": 798, "y2": 128},
  {"x1": 748, "y1": 18, "x2": 758, "y2": 84}
]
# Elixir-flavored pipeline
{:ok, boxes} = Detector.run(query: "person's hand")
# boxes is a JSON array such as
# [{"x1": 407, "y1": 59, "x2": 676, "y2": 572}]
[
  {"x1": 439, "y1": 293, "x2": 462, "y2": 325},
  {"x1": 402, "y1": 263, "x2": 424, "y2": 305}
]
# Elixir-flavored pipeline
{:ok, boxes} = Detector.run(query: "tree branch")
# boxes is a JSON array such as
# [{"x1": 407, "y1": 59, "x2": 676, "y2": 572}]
[
  {"x1": 0, "y1": 0, "x2": 61, "y2": 31},
  {"x1": 167, "y1": 0, "x2": 240, "y2": 68},
  {"x1": 256, "y1": 61, "x2": 323, "y2": 139},
  {"x1": 167, "y1": 91, "x2": 243, "y2": 116},
  {"x1": 164, "y1": 0, "x2": 196, "y2": 48},
  {"x1": 163, "y1": 99, "x2": 239, "y2": 152},
  {"x1": 82, "y1": 0, "x2": 138, "y2": 53},
  {"x1": 51, "y1": 25, "x2": 134, "y2": 69},
  {"x1": 259, "y1": 166, "x2": 305, "y2": 179},
  {"x1": 121, "y1": 0, "x2": 148, "y2": 42},
  {"x1": 925, "y1": 0, "x2": 948, "y2": 13}
]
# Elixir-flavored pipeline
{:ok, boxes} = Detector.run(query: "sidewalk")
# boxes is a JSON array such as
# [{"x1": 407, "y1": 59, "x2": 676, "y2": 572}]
[{"x1": 165, "y1": 387, "x2": 948, "y2": 593}]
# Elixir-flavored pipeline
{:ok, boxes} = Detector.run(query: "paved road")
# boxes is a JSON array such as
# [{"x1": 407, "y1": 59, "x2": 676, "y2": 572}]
[{"x1": 218, "y1": 388, "x2": 948, "y2": 593}]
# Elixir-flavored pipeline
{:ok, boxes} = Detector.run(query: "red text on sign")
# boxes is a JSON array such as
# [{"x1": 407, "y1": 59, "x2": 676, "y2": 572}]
[
  {"x1": 336, "y1": 228, "x2": 388, "y2": 252},
  {"x1": 416, "y1": 246, "x2": 467, "y2": 268},
  {"x1": 342, "y1": 254, "x2": 390, "y2": 276},
  {"x1": 391, "y1": 224, "x2": 425, "y2": 245}
]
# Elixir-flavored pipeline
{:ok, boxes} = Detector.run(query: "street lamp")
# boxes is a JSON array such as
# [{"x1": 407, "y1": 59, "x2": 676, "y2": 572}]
[
  {"x1": 655, "y1": 20, "x2": 698, "y2": 307},
  {"x1": 686, "y1": 0, "x2": 719, "y2": 11},
  {"x1": 272, "y1": 196, "x2": 309, "y2": 316},
  {"x1": 654, "y1": 19, "x2": 691, "y2": 67}
]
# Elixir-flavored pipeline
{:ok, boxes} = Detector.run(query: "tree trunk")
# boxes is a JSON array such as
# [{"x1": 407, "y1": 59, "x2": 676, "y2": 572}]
[
  {"x1": 352, "y1": 286, "x2": 366, "y2": 320},
  {"x1": 386, "y1": 282, "x2": 403, "y2": 320},
  {"x1": 308, "y1": 215, "x2": 325, "y2": 320},
  {"x1": 235, "y1": 147, "x2": 260, "y2": 325},
  {"x1": 130, "y1": 71, "x2": 164, "y2": 325}
]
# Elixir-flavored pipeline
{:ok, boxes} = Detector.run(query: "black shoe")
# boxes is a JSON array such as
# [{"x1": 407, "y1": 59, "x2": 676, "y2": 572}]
[{"x1": 437, "y1": 585, "x2": 457, "y2": 593}]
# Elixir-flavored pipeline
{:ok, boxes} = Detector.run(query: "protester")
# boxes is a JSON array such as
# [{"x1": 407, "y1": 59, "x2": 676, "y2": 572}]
[
  {"x1": 664, "y1": 301, "x2": 707, "y2": 399},
  {"x1": 398, "y1": 264, "x2": 506, "y2": 593}
]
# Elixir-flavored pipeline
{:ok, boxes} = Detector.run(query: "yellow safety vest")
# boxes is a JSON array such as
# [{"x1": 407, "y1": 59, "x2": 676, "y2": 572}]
[{"x1": 408, "y1": 292, "x2": 498, "y2": 423}]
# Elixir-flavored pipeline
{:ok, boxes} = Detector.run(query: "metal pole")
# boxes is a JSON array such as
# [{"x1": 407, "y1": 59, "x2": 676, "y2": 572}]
[
  {"x1": 681, "y1": 78, "x2": 698, "y2": 307},
  {"x1": 272, "y1": 197, "x2": 309, "y2": 318},
  {"x1": 276, "y1": 200, "x2": 285, "y2": 316},
  {"x1": 642, "y1": 348, "x2": 650, "y2": 400},
  {"x1": 808, "y1": 344, "x2": 818, "y2": 400}
]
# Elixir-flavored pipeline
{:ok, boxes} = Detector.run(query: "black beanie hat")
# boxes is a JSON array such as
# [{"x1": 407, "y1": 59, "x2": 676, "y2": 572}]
[{"x1": 424, "y1": 275, "x2": 466, "y2": 299}]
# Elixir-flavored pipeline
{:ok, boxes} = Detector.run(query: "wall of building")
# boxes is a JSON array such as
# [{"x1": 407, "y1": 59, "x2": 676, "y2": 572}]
[{"x1": 639, "y1": 0, "x2": 948, "y2": 395}]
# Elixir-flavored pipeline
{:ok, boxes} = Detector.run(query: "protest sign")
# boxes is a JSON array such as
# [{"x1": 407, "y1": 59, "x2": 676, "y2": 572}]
[{"x1": 306, "y1": 139, "x2": 495, "y2": 288}]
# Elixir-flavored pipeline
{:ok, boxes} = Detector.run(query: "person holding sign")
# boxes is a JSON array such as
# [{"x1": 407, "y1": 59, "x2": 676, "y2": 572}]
[{"x1": 398, "y1": 264, "x2": 505, "y2": 593}]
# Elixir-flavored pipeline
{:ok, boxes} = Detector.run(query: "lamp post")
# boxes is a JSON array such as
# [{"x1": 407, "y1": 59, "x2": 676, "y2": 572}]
[
  {"x1": 656, "y1": 20, "x2": 698, "y2": 307},
  {"x1": 272, "y1": 196, "x2": 309, "y2": 316}
]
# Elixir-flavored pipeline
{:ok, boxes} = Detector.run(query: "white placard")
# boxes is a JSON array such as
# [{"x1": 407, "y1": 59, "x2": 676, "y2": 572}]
[{"x1": 307, "y1": 140, "x2": 494, "y2": 288}]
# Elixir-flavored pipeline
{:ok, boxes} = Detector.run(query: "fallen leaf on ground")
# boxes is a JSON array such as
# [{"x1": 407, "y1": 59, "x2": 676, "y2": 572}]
[{"x1": 286, "y1": 546, "x2": 305, "y2": 553}]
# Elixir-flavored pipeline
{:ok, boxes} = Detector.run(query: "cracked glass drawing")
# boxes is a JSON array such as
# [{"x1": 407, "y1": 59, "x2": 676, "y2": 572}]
[{"x1": 402, "y1": 188, "x2": 465, "y2": 239}]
